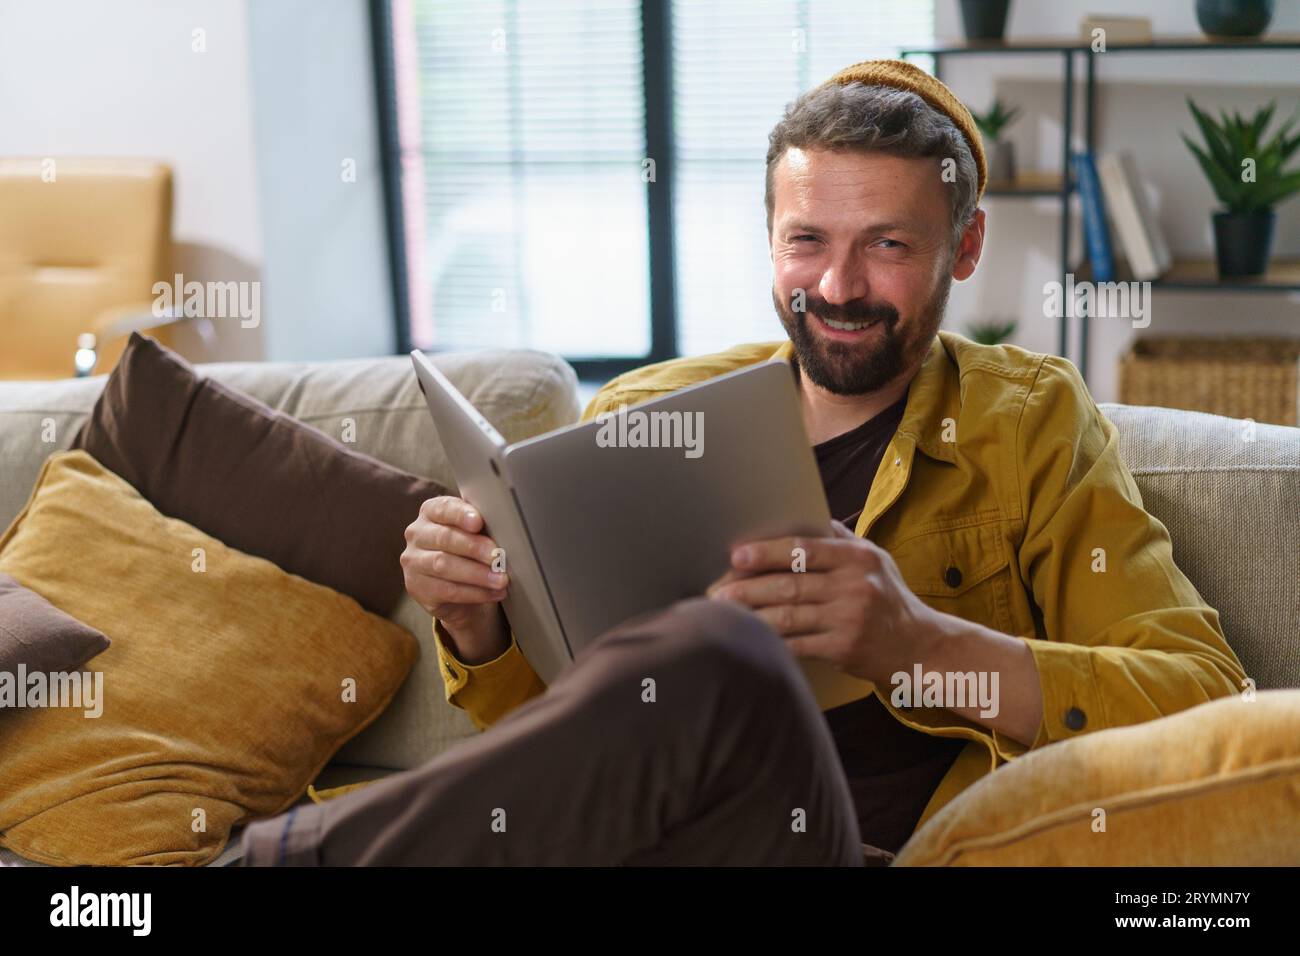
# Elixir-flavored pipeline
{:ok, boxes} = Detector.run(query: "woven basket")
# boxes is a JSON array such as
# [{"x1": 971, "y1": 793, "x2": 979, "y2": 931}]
[{"x1": 1118, "y1": 336, "x2": 1300, "y2": 427}]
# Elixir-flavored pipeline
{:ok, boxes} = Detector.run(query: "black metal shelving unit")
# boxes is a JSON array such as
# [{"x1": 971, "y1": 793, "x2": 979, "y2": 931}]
[{"x1": 900, "y1": 34, "x2": 1300, "y2": 386}]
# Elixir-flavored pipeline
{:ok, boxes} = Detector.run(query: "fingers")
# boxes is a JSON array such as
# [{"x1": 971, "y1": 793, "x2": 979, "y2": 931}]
[
  {"x1": 729, "y1": 533, "x2": 865, "y2": 574},
  {"x1": 706, "y1": 560, "x2": 770, "y2": 591},
  {"x1": 705, "y1": 567, "x2": 748, "y2": 591},
  {"x1": 407, "y1": 548, "x2": 508, "y2": 592},
  {"x1": 748, "y1": 602, "x2": 825, "y2": 637},
  {"x1": 426, "y1": 523, "x2": 499, "y2": 565},
  {"x1": 421, "y1": 495, "x2": 484, "y2": 534},
  {"x1": 708, "y1": 570, "x2": 836, "y2": 607},
  {"x1": 707, "y1": 525, "x2": 861, "y2": 593},
  {"x1": 404, "y1": 496, "x2": 510, "y2": 612},
  {"x1": 412, "y1": 496, "x2": 504, "y2": 564},
  {"x1": 783, "y1": 632, "x2": 850, "y2": 662},
  {"x1": 429, "y1": 578, "x2": 507, "y2": 606},
  {"x1": 401, "y1": 549, "x2": 508, "y2": 608}
]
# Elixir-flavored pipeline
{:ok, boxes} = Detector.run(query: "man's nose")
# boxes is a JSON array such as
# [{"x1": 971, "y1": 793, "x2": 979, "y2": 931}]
[{"x1": 818, "y1": 248, "x2": 868, "y2": 305}]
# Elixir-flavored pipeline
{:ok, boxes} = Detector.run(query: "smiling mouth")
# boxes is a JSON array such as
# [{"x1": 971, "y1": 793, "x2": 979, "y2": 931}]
[{"x1": 816, "y1": 314, "x2": 882, "y2": 332}]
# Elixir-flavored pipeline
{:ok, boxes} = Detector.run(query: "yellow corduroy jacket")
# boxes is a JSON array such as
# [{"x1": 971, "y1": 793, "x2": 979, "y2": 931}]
[{"x1": 432, "y1": 329, "x2": 1247, "y2": 833}]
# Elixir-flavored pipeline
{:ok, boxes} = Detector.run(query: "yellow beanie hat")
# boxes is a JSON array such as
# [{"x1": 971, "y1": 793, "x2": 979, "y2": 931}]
[{"x1": 822, "y1": 58, "x2": 987, "y2": 205}]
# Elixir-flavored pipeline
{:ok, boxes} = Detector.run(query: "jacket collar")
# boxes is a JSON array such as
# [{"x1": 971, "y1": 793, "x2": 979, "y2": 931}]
[{"x1": 768, "y1": 332, "x2": 958, "y2": 465}]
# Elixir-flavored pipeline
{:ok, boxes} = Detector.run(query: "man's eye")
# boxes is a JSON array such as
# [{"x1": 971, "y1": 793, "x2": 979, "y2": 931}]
[
  {"x1": 791, "y1": 235, "x2": 818, "y2": 243},
  {"x1": 877, "y1": 238, "x2": 903, "y2": 249}
]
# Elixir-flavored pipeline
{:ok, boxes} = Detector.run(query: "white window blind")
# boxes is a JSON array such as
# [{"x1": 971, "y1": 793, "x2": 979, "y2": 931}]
[
  {"x1": 395, "y1": 0, "x2": 934, "y2": 362},
  {"x1": 403, "y1": 0, "x2": 649, "y2": 355},
  {"x1": 672, "y1": 0, "x2": 935, "y2": 356}
]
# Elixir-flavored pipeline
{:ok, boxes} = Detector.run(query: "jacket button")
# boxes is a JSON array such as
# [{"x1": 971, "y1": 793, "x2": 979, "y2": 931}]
[
  {"x1": 944, "y1": 565, "x2": 962, "y2": 588},
  {"x1": 1064, "y1": 707, "x2": 1087, "y2": 731}
]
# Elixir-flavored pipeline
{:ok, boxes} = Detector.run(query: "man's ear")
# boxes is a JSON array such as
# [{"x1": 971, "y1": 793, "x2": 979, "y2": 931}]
[{"x1": 951, "y1": 207, "x2": 986, "y2": 282}]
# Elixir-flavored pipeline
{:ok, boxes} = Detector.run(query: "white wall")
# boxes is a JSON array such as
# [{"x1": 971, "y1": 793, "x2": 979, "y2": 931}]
[
  {"x1": 0, "y1": 0, "x2": 265, "y2": 361},
  {"x1": 0, "y1": 0, "x2": 396, "y2": 364},
  {"x1": 246, "y1": 0, "x2": 396, "y2": 362},
  {"x1": 933, "y1": 0, "x2": 1300, "y2": 401}
]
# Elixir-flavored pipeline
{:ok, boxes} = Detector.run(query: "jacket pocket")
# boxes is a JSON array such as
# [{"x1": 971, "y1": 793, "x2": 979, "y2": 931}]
[{"x1": 885, "y1": 521, "x2": 1015, "y2": 635}]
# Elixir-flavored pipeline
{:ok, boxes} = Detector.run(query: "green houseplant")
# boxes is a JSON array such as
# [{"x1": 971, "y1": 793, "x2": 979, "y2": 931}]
[
  {"x1": 965, "y1": 318, "x2": 1018, "y2": 345},
  {"x1": 972, "y1": 99, "x2": 1022, "y2": 184},
  {"x1": 1181, "y1": 97, "x2": 1300, "y2": 277}
]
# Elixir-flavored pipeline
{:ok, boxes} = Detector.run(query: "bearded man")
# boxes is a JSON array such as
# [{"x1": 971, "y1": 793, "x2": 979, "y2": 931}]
[{"x1": 243, "y1": 60, "x2": 1244, "y2": 868}]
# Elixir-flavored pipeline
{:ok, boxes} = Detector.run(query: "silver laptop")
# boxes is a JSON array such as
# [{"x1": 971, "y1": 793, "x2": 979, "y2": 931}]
[{"x1": 411, "y1": 351, "x2": 878, "y2": 710}]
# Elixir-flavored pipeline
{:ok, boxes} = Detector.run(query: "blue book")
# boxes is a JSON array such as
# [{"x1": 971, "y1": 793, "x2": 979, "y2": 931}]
[{"x1": 1072, "y1": 151, "x2": 1114, "y2": 282}]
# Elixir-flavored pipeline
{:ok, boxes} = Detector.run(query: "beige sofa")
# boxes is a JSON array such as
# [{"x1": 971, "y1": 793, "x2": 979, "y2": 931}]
[{"x1": 0, "y1": 348, "x2": 1296, "y2": 865}]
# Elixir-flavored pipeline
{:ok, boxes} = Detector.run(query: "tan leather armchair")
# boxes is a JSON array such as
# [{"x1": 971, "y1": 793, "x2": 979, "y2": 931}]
[{"x1": 0, "y1": 158, "x2": 186, "y2": 379}]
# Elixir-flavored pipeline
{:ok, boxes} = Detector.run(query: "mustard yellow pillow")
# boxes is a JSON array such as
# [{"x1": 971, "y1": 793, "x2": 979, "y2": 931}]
[
  {"x1": 0, "y1": 451, "x2": 419, "y2": 866},
  {"x1": 894, "y1": 689, "x2": 1300, "y2": 866}
]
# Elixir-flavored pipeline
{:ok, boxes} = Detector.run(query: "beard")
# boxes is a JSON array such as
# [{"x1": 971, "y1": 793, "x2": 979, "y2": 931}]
[{"x1": 772, "y1": 273, "x2": 952, "y2": 396}]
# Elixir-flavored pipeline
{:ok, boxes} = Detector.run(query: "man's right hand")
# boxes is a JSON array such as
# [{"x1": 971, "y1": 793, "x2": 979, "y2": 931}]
[{"x1": 402, "y1": 495, "x2": 512, "y2": 665}]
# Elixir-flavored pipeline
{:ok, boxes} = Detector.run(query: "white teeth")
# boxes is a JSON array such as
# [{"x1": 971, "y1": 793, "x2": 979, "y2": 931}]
[{"x1": 822, "y1": 317, "x2": 876, "y2": 331}]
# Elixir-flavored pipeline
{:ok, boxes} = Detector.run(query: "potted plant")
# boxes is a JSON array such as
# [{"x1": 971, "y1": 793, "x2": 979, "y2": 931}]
[
  {"x1": 965, "y1": 318, "x2": 1018, "y2": 345},
  {"x1": 972, "y1": 99, "x2": 1022, "y2": 184},
  {"x1": 959, "y1": 1, "x2": 1011, "y2": 42},
  {"x1": 1195, "y1": 0, "x2": 1274, "y2": 39},
  {"x1": 1181, "y1": 98, "x2": 1300, "y2": 277}
]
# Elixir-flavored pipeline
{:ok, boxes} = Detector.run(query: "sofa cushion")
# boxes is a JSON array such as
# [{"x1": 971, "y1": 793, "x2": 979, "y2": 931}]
[
  {"x1": 0, "y1": 451, "x2": 418, "y2": 866},
  {"x1": 894, "y1": 689, "x2": 1300, "y2": 865},
  {"x1": 0, "y1": 346, "x2": 581, "y2": 771},
  {"x1": 1099, "y1": 403, "x2": 1300, "y2": 689},
  {"x1": 0, "y1": 763, "x2": 403, "y2": 867},
  {"x1": 71, "y1": 333, "x2": 443, "y2": 616},
  {"x1": 0, "y1": 572, "x2": 109, "y2": 677}
]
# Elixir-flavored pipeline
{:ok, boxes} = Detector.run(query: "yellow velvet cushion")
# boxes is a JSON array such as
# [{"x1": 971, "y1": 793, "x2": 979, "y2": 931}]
[
  {"x1": 0, "y1": 451, "x2": 419, "y2": 866},
  {"x1": 894, "y1": 689, "x2": 1300, "y2": 866}
]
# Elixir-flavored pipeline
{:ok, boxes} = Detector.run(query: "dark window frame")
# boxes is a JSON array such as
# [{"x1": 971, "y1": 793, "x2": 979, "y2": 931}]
[
  {"x1": 369, "y1": 0, "x2": 678, "y2": 379},
  {"x1": 369, "y1": 0, "x2": 412, "y2": 357}
]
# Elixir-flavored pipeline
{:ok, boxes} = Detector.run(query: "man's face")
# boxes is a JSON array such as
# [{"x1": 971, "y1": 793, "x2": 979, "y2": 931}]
[{"x1": 769, "y1": 147, "x2": 968, "y2": 396}]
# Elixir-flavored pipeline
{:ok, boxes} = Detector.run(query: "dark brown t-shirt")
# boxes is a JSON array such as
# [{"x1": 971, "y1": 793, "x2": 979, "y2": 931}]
[{"x1": 811, "y1": 385, "x2": 967, "y2": 854}]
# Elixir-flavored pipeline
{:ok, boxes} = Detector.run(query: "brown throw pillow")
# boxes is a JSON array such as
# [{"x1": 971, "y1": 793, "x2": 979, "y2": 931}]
[
  {"x1": 72, "y1": 333, "x2": 443, "y2": 615},
  {"x1": 0, "y1": 573, "x2": 110, "y2": 678}
]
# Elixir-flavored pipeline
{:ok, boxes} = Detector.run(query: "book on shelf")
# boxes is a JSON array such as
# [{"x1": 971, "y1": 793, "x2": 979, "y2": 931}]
[
  {"x1": 1079, "y1": 15, "x2": 1153, "y2": 44},
  {"x1": 1072, "y1": 151, "x2": 1115, "y2": 281},
  {"x1": 1097, "y1": 151, "x2": 1171, "y2": 280}
]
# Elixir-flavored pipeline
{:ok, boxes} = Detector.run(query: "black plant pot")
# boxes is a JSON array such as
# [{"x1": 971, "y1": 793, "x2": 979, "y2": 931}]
[
  {"x1": 959, "y1": 0, "x2": 1010, "y2": 41},
  {"x1": 1195, "y1": 0, "x2": 1274, "y2": 38},
  {"x1": 1212, "y1": 210, "x2": 1276, "y2": 277}
]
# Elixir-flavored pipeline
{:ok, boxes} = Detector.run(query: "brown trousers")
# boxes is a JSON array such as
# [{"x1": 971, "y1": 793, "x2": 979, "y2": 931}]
[{"x1": 240, "y1": 597, "x2": 879, "y2": 866}]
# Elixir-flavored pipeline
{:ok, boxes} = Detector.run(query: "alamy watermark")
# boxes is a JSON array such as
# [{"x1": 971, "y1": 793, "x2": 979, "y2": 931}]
[
  {"x1": 50, "y1": 886, "x2": 150, "y2": 936},
  {"x1": 890, "y1": 664, "x2": 1000, "y2": 719},
  {"x1": 594, "y1": 403, "x2": 704, "y2": 459},
  {"x1": 1043, "y1": 273, "x2": 1151, "y2": 328},
  {"x1": 0, "y1": 667, "x2": 103, "y2": 718},
  {"x1": 152, "y1": 273, "x2": 260, "y2": 328}
]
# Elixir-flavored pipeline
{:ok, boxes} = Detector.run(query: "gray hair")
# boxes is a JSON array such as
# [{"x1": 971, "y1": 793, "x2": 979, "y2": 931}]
[{"x1": 764, "y1": 82, "x2": 979, "y2": 251}]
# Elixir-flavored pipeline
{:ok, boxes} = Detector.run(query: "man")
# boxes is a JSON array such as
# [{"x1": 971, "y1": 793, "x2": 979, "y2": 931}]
[{"x1": 242, "y1": 60, "x2": 1245, "y2": 866}]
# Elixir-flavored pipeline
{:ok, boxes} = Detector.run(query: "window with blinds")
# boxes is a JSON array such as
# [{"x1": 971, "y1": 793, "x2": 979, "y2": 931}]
[
  {"x1": 672, "y1": 0, "x2": 935, "y2": 356},
  {"x1": 398, "y1": 0, "x2": 650, "y2": 356},
  {"x1": 387, "y1": 0, "x2": 934, "y2": 365}
]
